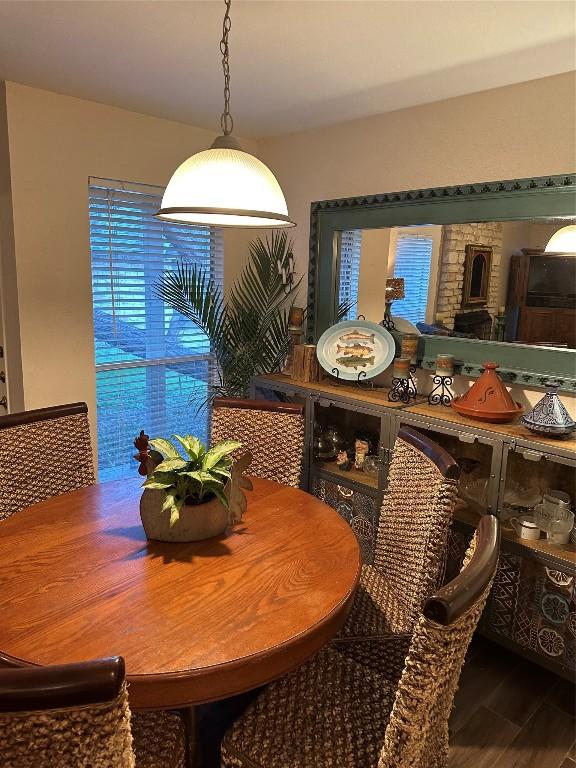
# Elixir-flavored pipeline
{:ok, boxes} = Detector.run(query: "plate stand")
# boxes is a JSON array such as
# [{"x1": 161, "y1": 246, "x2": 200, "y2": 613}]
[{"x1": 329, "y1": 367, "x2": 385, "y2": 390}]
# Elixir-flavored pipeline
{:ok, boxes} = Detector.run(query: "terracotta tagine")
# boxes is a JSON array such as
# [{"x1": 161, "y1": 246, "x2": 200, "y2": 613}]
[{"x1": 451, "y1": 362, "x2": 523, "y2": 423}]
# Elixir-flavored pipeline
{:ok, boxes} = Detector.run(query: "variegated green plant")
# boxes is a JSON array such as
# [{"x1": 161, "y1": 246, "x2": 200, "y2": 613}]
[{"x1": 142, "y1": 435, "x2": 241, "y2": 527}]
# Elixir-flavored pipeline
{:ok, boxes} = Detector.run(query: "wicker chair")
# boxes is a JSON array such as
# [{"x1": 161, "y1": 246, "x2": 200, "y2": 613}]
[
  {"x1": 336, "y1": 426, "x2": 460, "y2": 652},
  {"x1": 211, "y1": 398, "x2": 305, "y2": 487},
  {"x1": 221, "y1": 515, "x2": 499, "y2": 768},
  {"x1": 0, "y1": 402, "x2": 95, "y2": 521},
  {"x1": 0, "y1": 656, "x2": 187, "y2": 768}
]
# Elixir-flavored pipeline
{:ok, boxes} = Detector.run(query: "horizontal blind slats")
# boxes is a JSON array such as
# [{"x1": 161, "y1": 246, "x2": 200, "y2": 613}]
[
  {"x1": 339, "y1": 230, "x2": 362, "y2": 320},
  {"x1": 393, "y1": 234, "x2": 433, "y2": 325},
  {"x1": 89, "y1": 180, "x2": 222, "y2": 481}
]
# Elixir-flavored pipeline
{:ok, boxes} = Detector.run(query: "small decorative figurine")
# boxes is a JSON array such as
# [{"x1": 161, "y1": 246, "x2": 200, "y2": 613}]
[
  {"x1": 133, "y1": 430, "x2": 162, "y2": 476},
  {"x1": 354, "y1": 438, "x2": 369, "y2": 469},
  {"x1": 336, "y1": 451, "x2": 352, "y2": 471},
  {"x1": 521, "y1": 387, "x2": 576, "y2": 438}
]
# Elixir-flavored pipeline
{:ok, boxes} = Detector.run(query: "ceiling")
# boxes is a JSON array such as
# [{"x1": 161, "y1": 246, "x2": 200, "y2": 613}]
[{"x1": 0, "y1": 1, "x2": 574, "y2": 138}]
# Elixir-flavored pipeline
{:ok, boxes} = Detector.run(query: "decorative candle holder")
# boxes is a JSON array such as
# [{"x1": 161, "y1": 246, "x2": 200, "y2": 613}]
[
  {"x1": 428, "y1": 375, "x2": 454, "y2": 406},
  {"x1": 388, "y1": 357, "x2": 417, "y2": 404},
  {"x1": 382, "y1": 277, "x2": 405, "y2": 330},
  {"x1": 400, "y1": 333, "x2": 419, "y2": 365}
]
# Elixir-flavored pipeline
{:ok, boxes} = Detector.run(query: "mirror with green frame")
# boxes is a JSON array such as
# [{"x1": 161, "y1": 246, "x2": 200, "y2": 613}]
[{"x1": 308, "y1": 174, "x2": 576, "y2": 390}]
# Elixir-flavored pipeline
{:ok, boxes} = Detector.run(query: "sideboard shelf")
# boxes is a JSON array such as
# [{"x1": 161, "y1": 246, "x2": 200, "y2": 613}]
[{"x1": 253, "y1": 372, "x2": 576, "y2": 680}]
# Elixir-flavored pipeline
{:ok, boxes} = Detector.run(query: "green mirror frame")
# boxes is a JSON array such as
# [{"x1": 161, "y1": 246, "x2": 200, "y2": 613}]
[{"x1": 307, "y1": 173, "x2": 576, "y2": 391}]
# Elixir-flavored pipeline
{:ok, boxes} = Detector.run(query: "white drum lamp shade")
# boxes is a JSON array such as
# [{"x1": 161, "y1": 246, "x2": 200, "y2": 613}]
[
  {"x1": 544, "y1": 225, "x2": 576, "y2": 254},
  {"x1": 156, "y1": 137, "x2": 294, "y2": 228}
]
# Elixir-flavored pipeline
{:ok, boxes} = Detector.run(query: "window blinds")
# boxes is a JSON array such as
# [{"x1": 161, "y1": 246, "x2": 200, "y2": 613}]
[
  {"x1": 89, "y1": 178, "x2": 223, "y2": 481},
  {"x1": 392, "y1": 233, "x2": 434, "y2": 325},
  {"x1": 338, "y1": 230, "x2": 362, "y2": 319}
]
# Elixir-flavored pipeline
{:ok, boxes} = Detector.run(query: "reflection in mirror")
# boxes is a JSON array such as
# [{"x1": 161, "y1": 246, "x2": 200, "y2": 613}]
[{"x1": 337, "y1": 218, "x2": 576, "y2": 349}]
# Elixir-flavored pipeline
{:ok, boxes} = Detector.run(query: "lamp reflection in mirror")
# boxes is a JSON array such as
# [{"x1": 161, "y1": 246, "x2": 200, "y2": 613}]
[
  {"x1": 382, "y1": 277, "x2": 405, "y2": 330},
  {"x1": 545, "y1": 225, "x2": 576, "y2": 254}
]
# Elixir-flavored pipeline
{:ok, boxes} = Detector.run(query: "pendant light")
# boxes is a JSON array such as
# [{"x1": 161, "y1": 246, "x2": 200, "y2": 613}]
[
  {"x1": 544, "y1": 225, "x2": 576, "y2": 254},
  {"x1": 156, "y1": 0, "x2": 294, "y2": 228}
]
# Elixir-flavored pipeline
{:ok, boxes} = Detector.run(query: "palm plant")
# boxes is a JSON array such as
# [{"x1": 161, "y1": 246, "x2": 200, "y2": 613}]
[{"x1": 156, "y1": 231, "x2": 301, "y2": 408}]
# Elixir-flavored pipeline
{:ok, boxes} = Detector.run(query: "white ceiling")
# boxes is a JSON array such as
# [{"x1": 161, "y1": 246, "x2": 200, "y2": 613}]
[{"x1": 0, "y1": 1, "x2": 574, "y2": 138}]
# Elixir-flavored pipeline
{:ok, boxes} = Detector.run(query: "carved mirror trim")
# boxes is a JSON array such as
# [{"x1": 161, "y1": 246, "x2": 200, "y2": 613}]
[{"x1": 307, "y1": 173, "x2": 576, "y2": 391}]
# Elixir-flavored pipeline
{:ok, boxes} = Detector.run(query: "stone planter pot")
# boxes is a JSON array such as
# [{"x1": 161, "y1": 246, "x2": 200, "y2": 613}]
[{"x1": 140, "y1": 488, "x2": 230, "y2": 543}]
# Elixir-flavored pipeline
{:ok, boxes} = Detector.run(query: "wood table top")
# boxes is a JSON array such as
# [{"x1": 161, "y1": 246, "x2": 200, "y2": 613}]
[{"x1": 0, "y1": 478, "x2": 361, "y2": 709}]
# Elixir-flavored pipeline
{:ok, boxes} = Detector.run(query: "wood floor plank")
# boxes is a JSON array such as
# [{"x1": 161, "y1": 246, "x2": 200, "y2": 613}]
[
  {"x1": 448, "y1": 706, "x2": 519, "y2": 768},
  {"x1": 492, "y1": 704, "x2": 575, "y2": 768},
  {"x1": 486, "y1": 659, "x2": 553, "y2": 726},
  {"x1": 450, "y1": 639, "x2": 521, "y2": 733},
  {"x1": 547, "y1": 679, "x2": 576, "y2": 718}
]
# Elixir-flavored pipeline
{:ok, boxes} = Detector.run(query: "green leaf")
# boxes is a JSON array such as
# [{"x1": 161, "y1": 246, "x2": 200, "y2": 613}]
[
  {"x1": 153, "y1": 457, "x2": 187, "y2": 473},
  {"x1": 211, "y1": 466, "x2": 232, "y2": 479},
  {"x1": 142, "y1": 478, "x2": 175, "y2": 490},
  {"x1": 169, "y1": 507, "x2": 180, "y2": 527},
  {"x1": 162, "y1": 490, "x2": 177, "y2": 513},
  {"x1": 184, "y1": 470, "x2": 224, "y2": 486},
  {"x1": 172, "y1": 434, "x2": 205, "y2": 461},
  {"x1": 149, "y1": 438, "x2": 182, "y2": 459},
  {"x1": 203, "y1": 440, "x2": 242, "y2": 470}
]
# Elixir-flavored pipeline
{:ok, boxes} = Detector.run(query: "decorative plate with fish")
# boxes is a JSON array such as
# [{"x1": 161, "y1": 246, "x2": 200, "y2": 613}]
[{"x1": 316, "y1": 320, "x2": 395, "y2": 381}]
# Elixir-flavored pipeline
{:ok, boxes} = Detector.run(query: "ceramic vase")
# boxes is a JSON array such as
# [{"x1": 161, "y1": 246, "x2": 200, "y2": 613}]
[
  {"x1": 140, "y1": 488, "x2": 230, "y2": 542},
  {"x1": 521, "y1": 387, "x2": 576, "y2": 438}
]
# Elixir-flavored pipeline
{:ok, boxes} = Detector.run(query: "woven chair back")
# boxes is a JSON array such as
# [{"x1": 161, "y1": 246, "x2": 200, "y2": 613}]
[
  {"x1": 211, "y1": 398, "x2": 305, "y2": 487},
  {"x1": 379, "y1": 516, "x2": 499, "y2": 768},
  {"x1": 0, "y1": 657, "x2": 135, "y2": 768},
  {"x1": 373, "y1": 426, "x2": 460, "y2": 625},
  {"x1": 0, "y1": 403, "x2": 95, "y2": 520}
]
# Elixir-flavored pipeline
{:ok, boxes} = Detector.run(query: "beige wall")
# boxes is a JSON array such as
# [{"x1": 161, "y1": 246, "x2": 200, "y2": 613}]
[
  {"x1": 356, "y1": 228, "x2": 390, "y2": 322},
  {"x1": 259, "y1": 72, "x2": 576, "y2": 287},
  {"x1": 0, "y1": 81, "x2": 256, "y2": 447}
]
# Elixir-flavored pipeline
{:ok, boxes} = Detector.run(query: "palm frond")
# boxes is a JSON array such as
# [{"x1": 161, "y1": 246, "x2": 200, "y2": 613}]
[{"x1": 157, "y1": 233, "x2": 300, "y2": 405}]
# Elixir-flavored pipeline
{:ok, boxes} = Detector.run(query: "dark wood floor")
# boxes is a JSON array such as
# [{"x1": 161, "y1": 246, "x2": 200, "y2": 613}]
[
  {"x1": 448, "y1": 636, "x2": 575, "y2": 768},
  {"x1": 197, "y1": 635, "x2": 575, "y2": 768}
]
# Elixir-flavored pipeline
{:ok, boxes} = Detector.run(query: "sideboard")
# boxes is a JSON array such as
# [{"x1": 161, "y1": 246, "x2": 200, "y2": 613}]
[{"x1": 251, "y1": 373, "x2": 576, "y2": 681}]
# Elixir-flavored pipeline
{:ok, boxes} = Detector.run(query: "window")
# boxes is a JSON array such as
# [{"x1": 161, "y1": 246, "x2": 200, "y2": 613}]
[
  {"x1": 89, "y1": 178, "x2": 223, "y2": 481},
  {"x1": 392, "y1": 232, "x2": 434, "y2": 325},
  {"x1": 338, "y1": 230, "x2": 362, "y2": 318}
]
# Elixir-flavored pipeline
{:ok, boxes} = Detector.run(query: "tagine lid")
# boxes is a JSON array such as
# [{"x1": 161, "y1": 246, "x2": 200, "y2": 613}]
[
  {"x1": 451, "y1": 362, "x2": 523, "y2": 423},
  {"x1": 521, "y1": 386, "x2": 576, "y2": 435}
]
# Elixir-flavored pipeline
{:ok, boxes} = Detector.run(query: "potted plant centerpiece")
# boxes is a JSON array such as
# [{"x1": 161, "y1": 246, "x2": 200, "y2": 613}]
[{"x1": 134, "y1": 431, "x2": 253, "y2": 542}]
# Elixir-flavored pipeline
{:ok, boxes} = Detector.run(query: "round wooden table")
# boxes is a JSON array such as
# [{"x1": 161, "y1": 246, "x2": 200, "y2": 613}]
[{"x1": 0, "y1": 478, "x2": 360, "y2": 709}]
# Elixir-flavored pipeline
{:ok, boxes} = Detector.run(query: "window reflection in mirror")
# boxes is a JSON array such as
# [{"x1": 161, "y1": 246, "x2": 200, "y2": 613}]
[{"x1": 337, "y1": 218, "x2": 576, "y2": 349}]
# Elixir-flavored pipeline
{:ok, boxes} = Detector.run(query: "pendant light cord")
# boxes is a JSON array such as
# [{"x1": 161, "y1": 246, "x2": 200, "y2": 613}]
[{"x1": 220, "y1": 0, "x2": 234, "y2": 136}]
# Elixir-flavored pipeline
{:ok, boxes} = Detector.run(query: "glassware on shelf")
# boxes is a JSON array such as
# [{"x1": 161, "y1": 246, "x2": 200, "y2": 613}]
[
  {"x1": 313, "y1": 431, "x2": 336, "y2": 461},
  {"x1": 362, "y1": 455, "x2": 382, "y2": 478},
  {"x1": 459, "y1": 476, "x2": 489, "y2": 509},
  {"x1": 534, "y1": 491, "x2": 573, "y2": 545}
]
